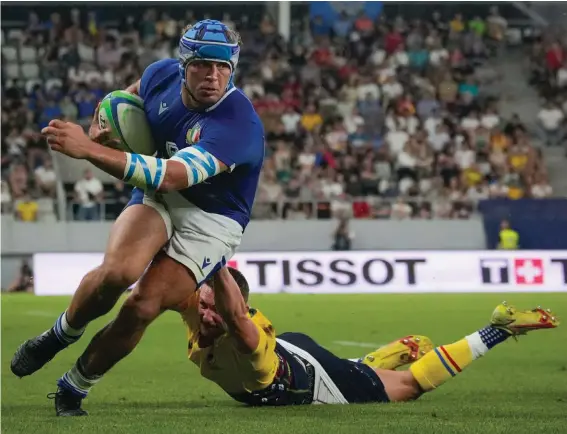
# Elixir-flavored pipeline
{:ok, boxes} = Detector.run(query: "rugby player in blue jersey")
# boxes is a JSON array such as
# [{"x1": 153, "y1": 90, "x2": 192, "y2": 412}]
[{"x1": 11, "y1": 20, "x2": 265, "y2": 416}]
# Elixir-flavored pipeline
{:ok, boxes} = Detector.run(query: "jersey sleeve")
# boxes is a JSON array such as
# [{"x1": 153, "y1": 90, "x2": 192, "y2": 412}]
[
  {"x1": 139, "y1": 59, "x2": 177, "y2": 100},
  {"x1": 198, "y1": 117, "x2": 264, "y2": 171},
  {"x1": 241, "y1": 312, "x2": 278, "y2": 383}
]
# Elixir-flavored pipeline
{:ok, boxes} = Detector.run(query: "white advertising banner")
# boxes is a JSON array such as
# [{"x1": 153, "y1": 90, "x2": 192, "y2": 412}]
[{"x1": 33, "y1": 251, "x2": 567, "y2": 296}]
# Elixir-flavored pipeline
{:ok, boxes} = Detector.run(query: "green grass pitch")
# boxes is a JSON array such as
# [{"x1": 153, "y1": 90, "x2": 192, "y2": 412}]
[{"x1": 2, "y1": 293, "x2": 566, "y2": 434}]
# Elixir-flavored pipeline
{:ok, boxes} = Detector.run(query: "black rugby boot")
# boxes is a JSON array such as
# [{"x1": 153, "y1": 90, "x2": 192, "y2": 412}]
[
  {"x1": 11, "y1": 329, "x2": 67, "y2": 377},
  {"x1": 48, "y1": 387, "x2": 88, "y2": 417}
]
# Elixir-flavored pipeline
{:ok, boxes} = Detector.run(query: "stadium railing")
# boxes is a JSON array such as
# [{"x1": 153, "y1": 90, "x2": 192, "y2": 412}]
[{"x1": 63, "y1": 197, "x2": 480, "y2": 222}]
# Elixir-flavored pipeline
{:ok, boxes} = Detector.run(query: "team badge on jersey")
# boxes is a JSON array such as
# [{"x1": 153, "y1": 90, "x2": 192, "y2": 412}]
[{"x1": 186, "y1": 123, "x2": 202, "y2": 145}]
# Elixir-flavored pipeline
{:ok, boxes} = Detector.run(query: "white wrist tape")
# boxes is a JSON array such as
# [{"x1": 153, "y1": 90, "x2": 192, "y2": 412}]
[{"x1": 123, "y1": 153, "x2": 167, "y2": 191}]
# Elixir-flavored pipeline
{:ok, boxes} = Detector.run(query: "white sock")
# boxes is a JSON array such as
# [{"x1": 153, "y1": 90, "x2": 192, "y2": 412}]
[
  {"x1": 54, "y1": 311, "x2": 85, "y2": 345},
  {"x1": 465, "y1": 332, "x2": 489, "y2": 360},
  {"x1": 61, "y1": 311, "x2": 85, "y2": 336}
]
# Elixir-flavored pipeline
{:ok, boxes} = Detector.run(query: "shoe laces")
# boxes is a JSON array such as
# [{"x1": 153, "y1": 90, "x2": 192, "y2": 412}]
[{"x1": 47, "y1": 389, "x2": 83, "y2": 409}]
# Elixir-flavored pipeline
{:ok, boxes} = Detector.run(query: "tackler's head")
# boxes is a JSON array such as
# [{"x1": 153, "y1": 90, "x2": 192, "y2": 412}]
[{"x1": 179, "y1": 19, "x2": 241, "y2": 107}]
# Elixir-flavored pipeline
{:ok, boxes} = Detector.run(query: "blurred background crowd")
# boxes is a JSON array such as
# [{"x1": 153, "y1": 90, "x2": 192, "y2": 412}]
[{"x1": 1, "y1": 2, "x2": 565, "y2": 223}]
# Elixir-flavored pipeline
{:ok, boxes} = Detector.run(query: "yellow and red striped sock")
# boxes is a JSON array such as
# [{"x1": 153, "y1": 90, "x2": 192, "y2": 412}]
[
  {"x1": 409, "y1": 339, "x2": 473, "y2": 391},
  {"x1": 410, "y1": 326, "x2": 511, "y2": 391}
]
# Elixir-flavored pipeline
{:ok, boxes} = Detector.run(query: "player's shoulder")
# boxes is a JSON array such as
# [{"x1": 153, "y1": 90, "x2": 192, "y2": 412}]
[
  {"x1": 205, "y1": 87, "x2": 263, "y2": 141},
  {"x1": 208, "y1": 87, "x2": 261, "y2": 124},
  {"x1": 140, "y1": 58, "x2": 179, "y2": 99}
]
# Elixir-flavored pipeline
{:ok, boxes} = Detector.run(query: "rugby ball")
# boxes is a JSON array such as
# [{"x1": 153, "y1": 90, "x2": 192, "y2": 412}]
[{"x1": 98, "y1": 90, "x2": 155, "y2": 155}]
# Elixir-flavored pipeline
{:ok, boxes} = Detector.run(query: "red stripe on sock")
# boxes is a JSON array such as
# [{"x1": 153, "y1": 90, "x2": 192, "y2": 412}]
[{"x1": 440, "y1": 346, "x2": 462, "y2": 373}]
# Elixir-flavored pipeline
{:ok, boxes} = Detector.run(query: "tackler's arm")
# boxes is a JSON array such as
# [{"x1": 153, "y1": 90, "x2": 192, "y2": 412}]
[{"x1": 211, "y1": 266, "x2": 260, "y2": 354}]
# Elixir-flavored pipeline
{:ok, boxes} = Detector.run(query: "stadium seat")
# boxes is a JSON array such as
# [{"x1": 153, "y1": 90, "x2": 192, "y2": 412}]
[
  {"x1": 36, "y1": 198, "x2": 57, "y2": 223},
  {"x1": 21, "y1": 63, "x2": 40, "y2": 79},
  {"x1": 6, "y1": 28, "x2": 23, "y2": 42},
  {"x1": 4, "y1": 63, "x2": 20, "y2": 79},
  {"x1": 19, "y1": 46, "x2": 38, "y2": 63},
  {"x1": 2, "y1": 45, "x2": 18, "y2": 62},
  {"x1": 45, "y1": 78, "x2": 64, "y2": 92},
  {"x1": 25, "y1": 79, "x2": 43, "y2": 94}
]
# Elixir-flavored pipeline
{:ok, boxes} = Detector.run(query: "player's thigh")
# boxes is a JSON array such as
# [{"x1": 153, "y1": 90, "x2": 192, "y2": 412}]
[
  {"x1": 103, "y1": 190, "x2": 172, "y2": 280},
  {"x1": 125, "y1": 250, "x2": 198, "y2": 321},
  {"x1": 162, "y1": 197, "x2": 243, "y2": 286}
]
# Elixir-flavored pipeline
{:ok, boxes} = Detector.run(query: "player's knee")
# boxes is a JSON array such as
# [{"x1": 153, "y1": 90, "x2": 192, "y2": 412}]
[
  {"x1": 98, "y1": 262, "x2": 143, "y2": 294},
  {"x1": 121, "y1": 292, "x2": 161, "y2": 326},
  {"x1": 400, "y1": 371, "x2": 423, "y2": 401}
]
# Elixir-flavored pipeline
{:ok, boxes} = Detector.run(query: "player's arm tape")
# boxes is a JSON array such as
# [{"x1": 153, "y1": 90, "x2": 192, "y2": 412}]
[
  {"x1": 122, "y1": 153, "x2": 167, "y2": 191},
  {"x1": 122, "y1": 146, "x2": 223, "y2": 191},
  {"x1": 170, "y1": 145, "x2": 223, "y2": 186}
]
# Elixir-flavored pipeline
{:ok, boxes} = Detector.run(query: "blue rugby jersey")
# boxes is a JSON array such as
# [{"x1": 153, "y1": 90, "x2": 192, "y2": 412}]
[{"x1": 138, "y1": 58, "x2": 264, "y2": 230}]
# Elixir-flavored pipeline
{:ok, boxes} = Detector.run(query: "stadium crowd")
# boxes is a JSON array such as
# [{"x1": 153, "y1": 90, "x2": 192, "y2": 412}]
[
  {"x1": 1, "y1": 6, "x2": 555, "y2": 222},
  {"x1": 528, "y1": 31, "x2": 567, "y2": 153}
]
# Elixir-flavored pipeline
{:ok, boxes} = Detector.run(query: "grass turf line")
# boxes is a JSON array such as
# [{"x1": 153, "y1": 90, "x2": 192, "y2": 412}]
[{"x1": 2, "y1": 293, "x2": 566, "y2": 434}]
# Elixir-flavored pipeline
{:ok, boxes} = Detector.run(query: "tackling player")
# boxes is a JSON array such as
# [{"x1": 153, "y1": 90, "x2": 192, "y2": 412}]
[
  {"x1": 11, "y1": 20, "x2": 264, "y2": 416},
  {"x1": 186, "y1": 266, "x2": 559, "y2": 405}
]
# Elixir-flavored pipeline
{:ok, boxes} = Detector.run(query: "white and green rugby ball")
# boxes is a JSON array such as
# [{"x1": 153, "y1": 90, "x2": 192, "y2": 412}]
[{"x1": 98, "y1": 90, "x2": 155, "y2": 155}]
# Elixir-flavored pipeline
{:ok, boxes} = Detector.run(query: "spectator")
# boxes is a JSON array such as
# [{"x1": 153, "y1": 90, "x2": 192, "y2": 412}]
[
  {"x1": 74, "y1": 169, "x2": 103, "y2": 221},
  {"x1": 107, "y1": 180, "x2": 131, "y2": 219},
  {"x1": 545, "y1": 42, "x2": 564, "y2": 74},
  {"x1": 60, "y1": 96, "x2": 79, "y2": 121},
  {"x1": 537, "y1": 101, "x2": 565, "y2": 147},
  {"x1": 391, "y1": 197, "x2": 413, "y2": 220},
  {"x1": 530, "y1": 173, "x2": 553, "y2": 198},
  {"x1": 15, "y1": 193, "x2": 39, "y2": 222},
  {"x1": 332, "y1": 218, "x2": 353, "y2": 250},
  {"x1": 300, "y1": 103, "x2": 323, "y2": 132},
  {"x1": 7, "y1": 259, "x2": 34, "y2": 293},
  {"x1": 286, "y1": 202, "x2": 310, "y2": 220},
  {"x1": 1, "y1": 179, "x2": 12, "y2": 216},
  {"x1": 497, "y1": 219, "x2": 519, "y2": 250},
  {"x1": 7, "y1": 163, "x2": 29, "y2": 201},
  {"x1": 34, "y1": 157, "x2": 57, "y2": 197}
]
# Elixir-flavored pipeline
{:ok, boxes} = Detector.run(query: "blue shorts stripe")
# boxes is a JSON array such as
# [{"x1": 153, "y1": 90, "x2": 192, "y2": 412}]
[
  {"x1": 434, "y1": 348, "x2": 456, "y2": 377},
  {"x1": 126, "y1": 188, "x2": 145, "y2": 208}
]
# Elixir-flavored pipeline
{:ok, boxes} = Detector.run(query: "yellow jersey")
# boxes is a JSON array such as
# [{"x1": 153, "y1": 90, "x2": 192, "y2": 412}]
[
  {"x1": 16, "y1": 201, "x2": 38, "y2": 222},
  {"x1": 499, "y1": 229, "x2": 519, "y2": 250},
  {"x1": 181, "y1": 291, "x2": 279, "y2": 395},
  {"x1": 300, "y1": 113, "x2": 323, "y2": 132}
]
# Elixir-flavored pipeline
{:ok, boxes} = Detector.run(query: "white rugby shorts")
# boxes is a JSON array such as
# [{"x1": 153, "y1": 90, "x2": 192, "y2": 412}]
[{"x1": 140, "y1": 191, "x2": 243, "y2": 285}]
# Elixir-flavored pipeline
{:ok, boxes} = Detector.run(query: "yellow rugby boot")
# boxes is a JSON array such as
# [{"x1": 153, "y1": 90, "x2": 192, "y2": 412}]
[
  {"x1": 491, "y1": 302, "x2": 560, "y2": 336},
  {"x1": 361, "y1": 335, "x2": 434, "y2": 370}
]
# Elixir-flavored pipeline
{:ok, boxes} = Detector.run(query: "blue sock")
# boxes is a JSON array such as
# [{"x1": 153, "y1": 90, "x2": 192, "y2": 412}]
[
  {"x1": 478, "y1": 325, "x2": 510, "y2": 349},
  {"x1": 53, "y1": 311, "x2": 85, "y2": 346}
]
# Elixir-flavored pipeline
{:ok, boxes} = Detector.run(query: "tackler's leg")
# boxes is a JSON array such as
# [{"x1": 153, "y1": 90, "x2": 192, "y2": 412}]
[{"x1": 375, "y1": 302, "x2": 559, "y2": 402}]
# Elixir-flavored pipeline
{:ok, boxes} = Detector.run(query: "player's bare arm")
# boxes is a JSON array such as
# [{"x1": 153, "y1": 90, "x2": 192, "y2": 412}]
[
  {"x1": 211, "y1": 267, "x2": 260, "y2": 354},
  {"x1": 41, "y1": 120, "x2": 228, "y2": 192}
]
